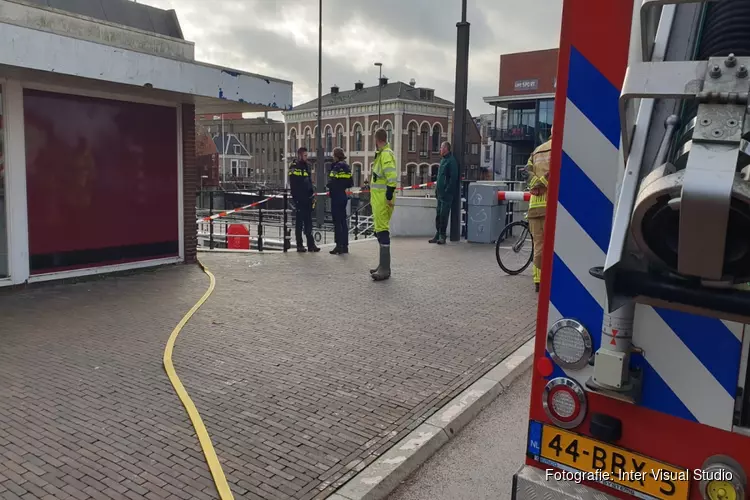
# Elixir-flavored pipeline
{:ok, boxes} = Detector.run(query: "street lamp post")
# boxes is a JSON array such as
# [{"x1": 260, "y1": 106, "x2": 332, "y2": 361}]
[
  {"x1": 450, "y1": 0, "x2": 470, "y2": 242},
  {"x1": 374, "y1": 62, "x2": 383, "y2": 124},
  {"x1": 315, "y1": 0, "x2": 325, "y2": 227}
]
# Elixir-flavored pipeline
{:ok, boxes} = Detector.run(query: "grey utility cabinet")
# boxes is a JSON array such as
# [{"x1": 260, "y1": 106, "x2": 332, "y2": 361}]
[{"x1": 466, "y1": 181, "x2": 507, "y2": 243}]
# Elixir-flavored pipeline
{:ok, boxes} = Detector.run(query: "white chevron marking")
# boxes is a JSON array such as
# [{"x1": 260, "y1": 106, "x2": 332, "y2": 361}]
[
  {"x1": 553, "y1": 204, "x2": 607, "y2": 308},
  {"x1": 562, "y1": 99, "x2": 620, "y2": 203},
  {"x1": 635, "y1": 305, "x2": 735, "y2": 431}
]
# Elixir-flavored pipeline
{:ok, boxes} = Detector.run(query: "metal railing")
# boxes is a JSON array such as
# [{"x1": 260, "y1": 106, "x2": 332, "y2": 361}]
[{"x1": 196, "y1": 188, "x2": 376, "y2": 252}]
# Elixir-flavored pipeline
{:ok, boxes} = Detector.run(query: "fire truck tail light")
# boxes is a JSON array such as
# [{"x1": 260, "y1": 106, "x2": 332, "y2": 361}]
[
  {"x1": 542, "y1": 377, "x2": 587, "y2": 429},
  {"x1": 700, "y1": 455, "x2": 746, "y2": 500},
  {"x1": 546, "y1": 319, "x2": 593, "y2": 370}
]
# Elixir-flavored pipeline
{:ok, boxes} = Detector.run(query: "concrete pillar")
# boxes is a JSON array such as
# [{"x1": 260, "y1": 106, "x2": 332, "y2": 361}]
[{"x1": 394, "y1": 108, "x2": 404, "y2": 188}]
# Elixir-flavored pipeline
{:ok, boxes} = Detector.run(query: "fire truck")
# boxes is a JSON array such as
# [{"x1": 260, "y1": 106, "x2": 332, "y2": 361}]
[{"x1": 512, "y1": 0, "x2": 750, "y2": 499}]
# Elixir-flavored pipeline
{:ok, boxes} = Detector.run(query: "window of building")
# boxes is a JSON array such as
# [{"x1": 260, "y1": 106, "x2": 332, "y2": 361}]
[
  {"x1": 385, "y1": 122, "x2": 393, "y2": 145},
  {"x1": 325, "y1": 127, "x2": 333, "y2": 153},
  {"x1": 305, "y1": 129, "x2": 311, "y2": 149},
  {"x1": 471, "y1": 143, "x2": 479, "y2": 155},
  {"x1": 290, "y1": 130, "x2": 297, "y2": 152},
  {"x1": 354, "y1": 124, "x2": 363, "y2": 151},
  {"x1": 231, "y1": 159, "x2": 238, "y2": 177},
  {"x1": 432, "y1": 125, "x2": 440, "y2": 153},
  {"x1": 420, "y1": 124, "x2": 429, "y2": 157},
  {"x1": 336, "y1": 126, "x2": 344, "y2": 148},
  {"x1": 279, "y1": 148, "x2": 284, "y2": 162},
  {"x1": 233, "y1": 144, "x2": 241, "y2": 155},
  {"x1": 485, "y1": 147, "x2": 491, "y2": 162},
  {"x1": 408, "y1": 124, "x2": 417, "y2": 152},
  {"x1": 537, "y1": 99, "x2": 555, "y2": 142}
]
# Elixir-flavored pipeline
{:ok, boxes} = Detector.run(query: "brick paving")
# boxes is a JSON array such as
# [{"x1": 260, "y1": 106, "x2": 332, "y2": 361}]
[{"x1": 0, "y1": 237, "x2": 536, "y2": 500}]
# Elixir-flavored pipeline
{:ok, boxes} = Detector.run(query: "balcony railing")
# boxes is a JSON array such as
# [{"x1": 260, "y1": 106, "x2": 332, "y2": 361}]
[{"x1": 491, "y1": 126, "x2": 535, "y2": 142}]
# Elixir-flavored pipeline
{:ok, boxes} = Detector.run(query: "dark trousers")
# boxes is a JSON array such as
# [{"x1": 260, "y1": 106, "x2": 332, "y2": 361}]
[
  {"x1": 435, "y1": 197, "x2": 452, "y2": 237},
  {"x1": 294, "y1": 198, "x2": 313, "y2": 246},
  {"x1": 331, "y1": 196, "x2": 349, "y2": 249}
]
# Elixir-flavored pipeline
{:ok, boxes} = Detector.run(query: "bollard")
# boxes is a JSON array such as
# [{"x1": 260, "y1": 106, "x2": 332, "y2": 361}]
[
  {"x1": 257, "y1": 189, "x2": 264, "y2": 252},
  {"x1": 209, "y1": 191, "x2": 215, "y2": 250},
  {"x1": 354, "y1": 209, "x2": 359, "y2": 241},
  {"x1": 283, "y1": 191, "x2": 290, "y2": 252}
]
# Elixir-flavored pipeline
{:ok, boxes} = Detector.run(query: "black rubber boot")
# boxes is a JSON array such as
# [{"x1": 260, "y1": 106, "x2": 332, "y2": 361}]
[
  {"x1": 297, "y1": 245, "x2": 307, "y2": 253},
  {"x1": 535, "y1": 283, "x2": 540, "y2": 293},
  {"x1": 339, "y1": 247, "x2": 349, "y2": 254},
  {"x1": 330, "y1": 246, "x2": 341, "y2": 255},
  {"x1": 371, "y1": 245, "x2": 391, "y2": 281},
  {"x1": 437, "y1": 234, "x2": 446, "y2": 245},
  {"x1": 428, "y1": 233, "x2": 439, "y2": 244}
]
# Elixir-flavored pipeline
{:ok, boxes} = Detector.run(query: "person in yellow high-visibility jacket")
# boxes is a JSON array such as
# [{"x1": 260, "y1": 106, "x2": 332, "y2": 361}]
[
  {"x1": 526, "y1": 130, "x2": 553, "y2": 293},
  {"x1": 369, "y1": 128, "x2": 399, "y2": 281}
]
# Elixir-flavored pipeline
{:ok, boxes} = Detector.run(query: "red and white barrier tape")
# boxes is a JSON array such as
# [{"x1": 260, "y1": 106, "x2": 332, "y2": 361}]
[
  {"x1": 198, "y1": 182, "x2": 439, "y2": 223},
  {"x1": 497, "y1": 191, "x2": 531, "y2": 202},
  {"x1": 197, "y1": 197, "x2": 272, "y2": 222}
]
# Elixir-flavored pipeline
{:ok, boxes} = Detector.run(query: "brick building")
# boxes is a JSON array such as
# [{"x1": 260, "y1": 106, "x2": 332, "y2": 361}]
[
  {"x1": 197, "y1": 115, "x2": 286, "y2": 187},
  {"x1": 483, "y1": 48, "x2": 558, "y2": 181},
  {"x1": 283, "y1": 78, "x2": 484, "y2": 188}
]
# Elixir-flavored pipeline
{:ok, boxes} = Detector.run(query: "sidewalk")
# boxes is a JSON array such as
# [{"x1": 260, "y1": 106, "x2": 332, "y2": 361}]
[
  {"x1": 0, "y1": 237, "x2": 536, "y2": 500},
  {"x1": 387, "y1": 368, "x2": 531, "y2": 500}
]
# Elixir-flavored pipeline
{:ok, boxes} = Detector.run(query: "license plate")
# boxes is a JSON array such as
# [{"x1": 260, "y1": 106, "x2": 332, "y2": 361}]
[{"x1": 527, "y1": 421, "x2": 690, "y2": 500}]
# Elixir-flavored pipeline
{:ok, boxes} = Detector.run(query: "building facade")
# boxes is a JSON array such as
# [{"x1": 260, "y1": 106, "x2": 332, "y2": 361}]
[
  {"x1": 197, "y1": 115, "x2": 286, "y2": 187},
  {"x1": 283, "y1": 79, "x2": 461, "y2": 188},
  {"x1": 484, "y1": 48, "x2": 558, "y2": 181},
  {"x1": 0, "y1": 0, "x2": 291, "y2": 287},
  {"x1": 478, "y1": 112, "x2": 508, "y2": 179}
]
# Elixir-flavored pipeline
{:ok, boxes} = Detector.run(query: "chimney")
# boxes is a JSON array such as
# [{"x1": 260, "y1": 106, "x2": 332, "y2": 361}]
[
  {"x1": 331, "y1": 84, "x2": 339, "y2": 94},
  {"x1": 379, "y1": 76, "x2": 389, "y2": 86},
  {"x1": 409, "y1": 78, "x2": 416, "y2": 87},
  {"x1": 354, "y1": 80, "x2": 364, "y2": 91}
]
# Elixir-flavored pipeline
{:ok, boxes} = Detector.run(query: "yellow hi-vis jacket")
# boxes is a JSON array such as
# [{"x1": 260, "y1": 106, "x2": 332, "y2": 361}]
[
  {"x1": 526, "y1": 138, "x2": 553, "y2": 218},
  {"x1": 371, "y1": 143, "x2": 398, "y2": 232}
]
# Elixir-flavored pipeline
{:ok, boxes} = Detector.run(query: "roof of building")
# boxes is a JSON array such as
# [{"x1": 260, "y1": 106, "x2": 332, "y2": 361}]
[
  {"x1": 213, "y1": 134, "x2": 251, "y2": 156},
  {"x1": 289, "y1": 81, "x2": 453, "y2": 112},
  {"x1": 25, "y1": 0, "x2": 185, "y2": 39}
]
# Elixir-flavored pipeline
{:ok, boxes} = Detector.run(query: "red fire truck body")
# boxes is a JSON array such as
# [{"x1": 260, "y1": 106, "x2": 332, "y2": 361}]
[{"x1": 512, "y1": 1, "x2": 750, "y2": 499}]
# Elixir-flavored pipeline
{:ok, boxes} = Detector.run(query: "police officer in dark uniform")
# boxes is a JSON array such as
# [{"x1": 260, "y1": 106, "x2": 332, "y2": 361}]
[
  {"x1": 288, "y1": 147, "x2": 320, "y2": 252},
  {"x1": 327, "y1": 147, "x2": 353, "y2": 255}
]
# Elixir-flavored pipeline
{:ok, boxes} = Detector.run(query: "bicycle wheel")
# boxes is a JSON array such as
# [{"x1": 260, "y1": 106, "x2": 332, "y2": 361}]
[{"x1": 496, "y1": 221, "x2": 534, "y2": 275}]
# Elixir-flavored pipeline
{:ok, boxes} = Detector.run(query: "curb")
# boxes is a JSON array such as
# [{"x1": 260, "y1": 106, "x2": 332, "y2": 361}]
[{"x1": 328, "y1": 336, "x2": 535, "y2": 500}]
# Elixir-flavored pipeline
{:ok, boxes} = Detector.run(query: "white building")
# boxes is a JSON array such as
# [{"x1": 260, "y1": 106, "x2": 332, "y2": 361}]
[{"x1": 478, "y1": 111, "x2": 508, "y2": 179}]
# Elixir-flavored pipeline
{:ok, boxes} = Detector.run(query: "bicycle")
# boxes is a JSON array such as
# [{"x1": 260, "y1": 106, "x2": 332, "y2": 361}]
[{"x1": 495, "y1": 214, "x2": 534, "y2": 275}]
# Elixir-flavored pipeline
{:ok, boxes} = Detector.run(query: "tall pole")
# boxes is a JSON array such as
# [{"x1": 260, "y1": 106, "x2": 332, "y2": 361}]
[
  {"x1": 375, "y1": 62, "x2": 382, "y2": 124},
  {"x1": 450, "y1": 0, "x2": 470, "y2": 241},
  {"x1": 315, "y1": 0, "x2": 325, "y2": 227}
]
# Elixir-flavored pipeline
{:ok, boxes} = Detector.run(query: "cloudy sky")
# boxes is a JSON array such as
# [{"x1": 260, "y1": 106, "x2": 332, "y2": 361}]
[{"x1": 141, "y1": 0, "x2": 562, "y2": 119}]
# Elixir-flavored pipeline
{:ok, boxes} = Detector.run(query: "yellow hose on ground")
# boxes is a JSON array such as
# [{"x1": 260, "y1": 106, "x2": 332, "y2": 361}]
[{"x1": 163, "y1": 259, "x2": 234, "y2": 500}]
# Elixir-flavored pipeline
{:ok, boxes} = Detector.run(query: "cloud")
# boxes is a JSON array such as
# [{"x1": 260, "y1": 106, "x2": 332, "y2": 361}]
[{"x1": 142, "y1": 0, "x2": 562, "y2": 119}]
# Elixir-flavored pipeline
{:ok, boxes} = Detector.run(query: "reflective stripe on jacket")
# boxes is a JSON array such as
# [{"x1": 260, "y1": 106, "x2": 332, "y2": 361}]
[
  {"x1": 371, "y1": 144, "x2": 398, "y2": 193},
  {"x1": 526, "y1": 139, "x2": 552, "y2": 217}
]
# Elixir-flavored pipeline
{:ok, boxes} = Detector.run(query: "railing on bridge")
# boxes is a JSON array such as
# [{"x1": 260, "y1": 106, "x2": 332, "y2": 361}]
[{"x1": 196, "y1": 188, "x2": 376, "y2": 252}]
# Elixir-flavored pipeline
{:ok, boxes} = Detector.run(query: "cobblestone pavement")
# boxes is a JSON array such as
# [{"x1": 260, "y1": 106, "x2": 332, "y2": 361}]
[
  {"x1": 0, "y1": 265, "x2": 217, "y2": 500},
  {"x1": 0, "y1": 238, "x2": 536, "y2": 500}
]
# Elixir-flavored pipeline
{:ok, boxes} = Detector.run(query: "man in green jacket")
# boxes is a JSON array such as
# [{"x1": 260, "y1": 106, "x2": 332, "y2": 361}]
[{"x1": 430, "y1": 141, "x2": 459, "y2": 245}]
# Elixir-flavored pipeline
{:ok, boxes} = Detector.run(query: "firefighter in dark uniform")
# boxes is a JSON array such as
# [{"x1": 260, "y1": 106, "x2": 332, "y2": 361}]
[
  {"x1": 288, "y1": 147, "x2": 320, "y2": 252},
  {"x1": 327, "y1": 147, "x2": 354, "y2": 254}
]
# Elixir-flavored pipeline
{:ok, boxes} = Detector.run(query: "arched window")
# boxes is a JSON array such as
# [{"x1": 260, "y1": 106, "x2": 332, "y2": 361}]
[
  {"x1": 432, "y1": 125, "x2": 441, "y2": 153},
  {"x1": 408, "y1": 124, "x2": 417, "y2": 152},
  {"x1": 290, "y1": 130, "x2": 297, "y2": 153},
  {"x1": 336, "y1": 126, "x2": 344, "y2": 148},
  {"x1": 420, "y1": 124, "x2": 430, "y2": 157},
  {"x1": 325, "y1": 127, "x2": 333, "y2": 153},
  {"x1": 304, "y1": 129, "x2": 311, "y2": 149},
  {"x1": 385, "y1": 122, "x2": 393, "y2": 145},
  {"x1": 420, "y1": 165, "x2": 429, "y2": 183},
  {"x1": 354, "y1": 124, "x2": 363, "y2": 151}
]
